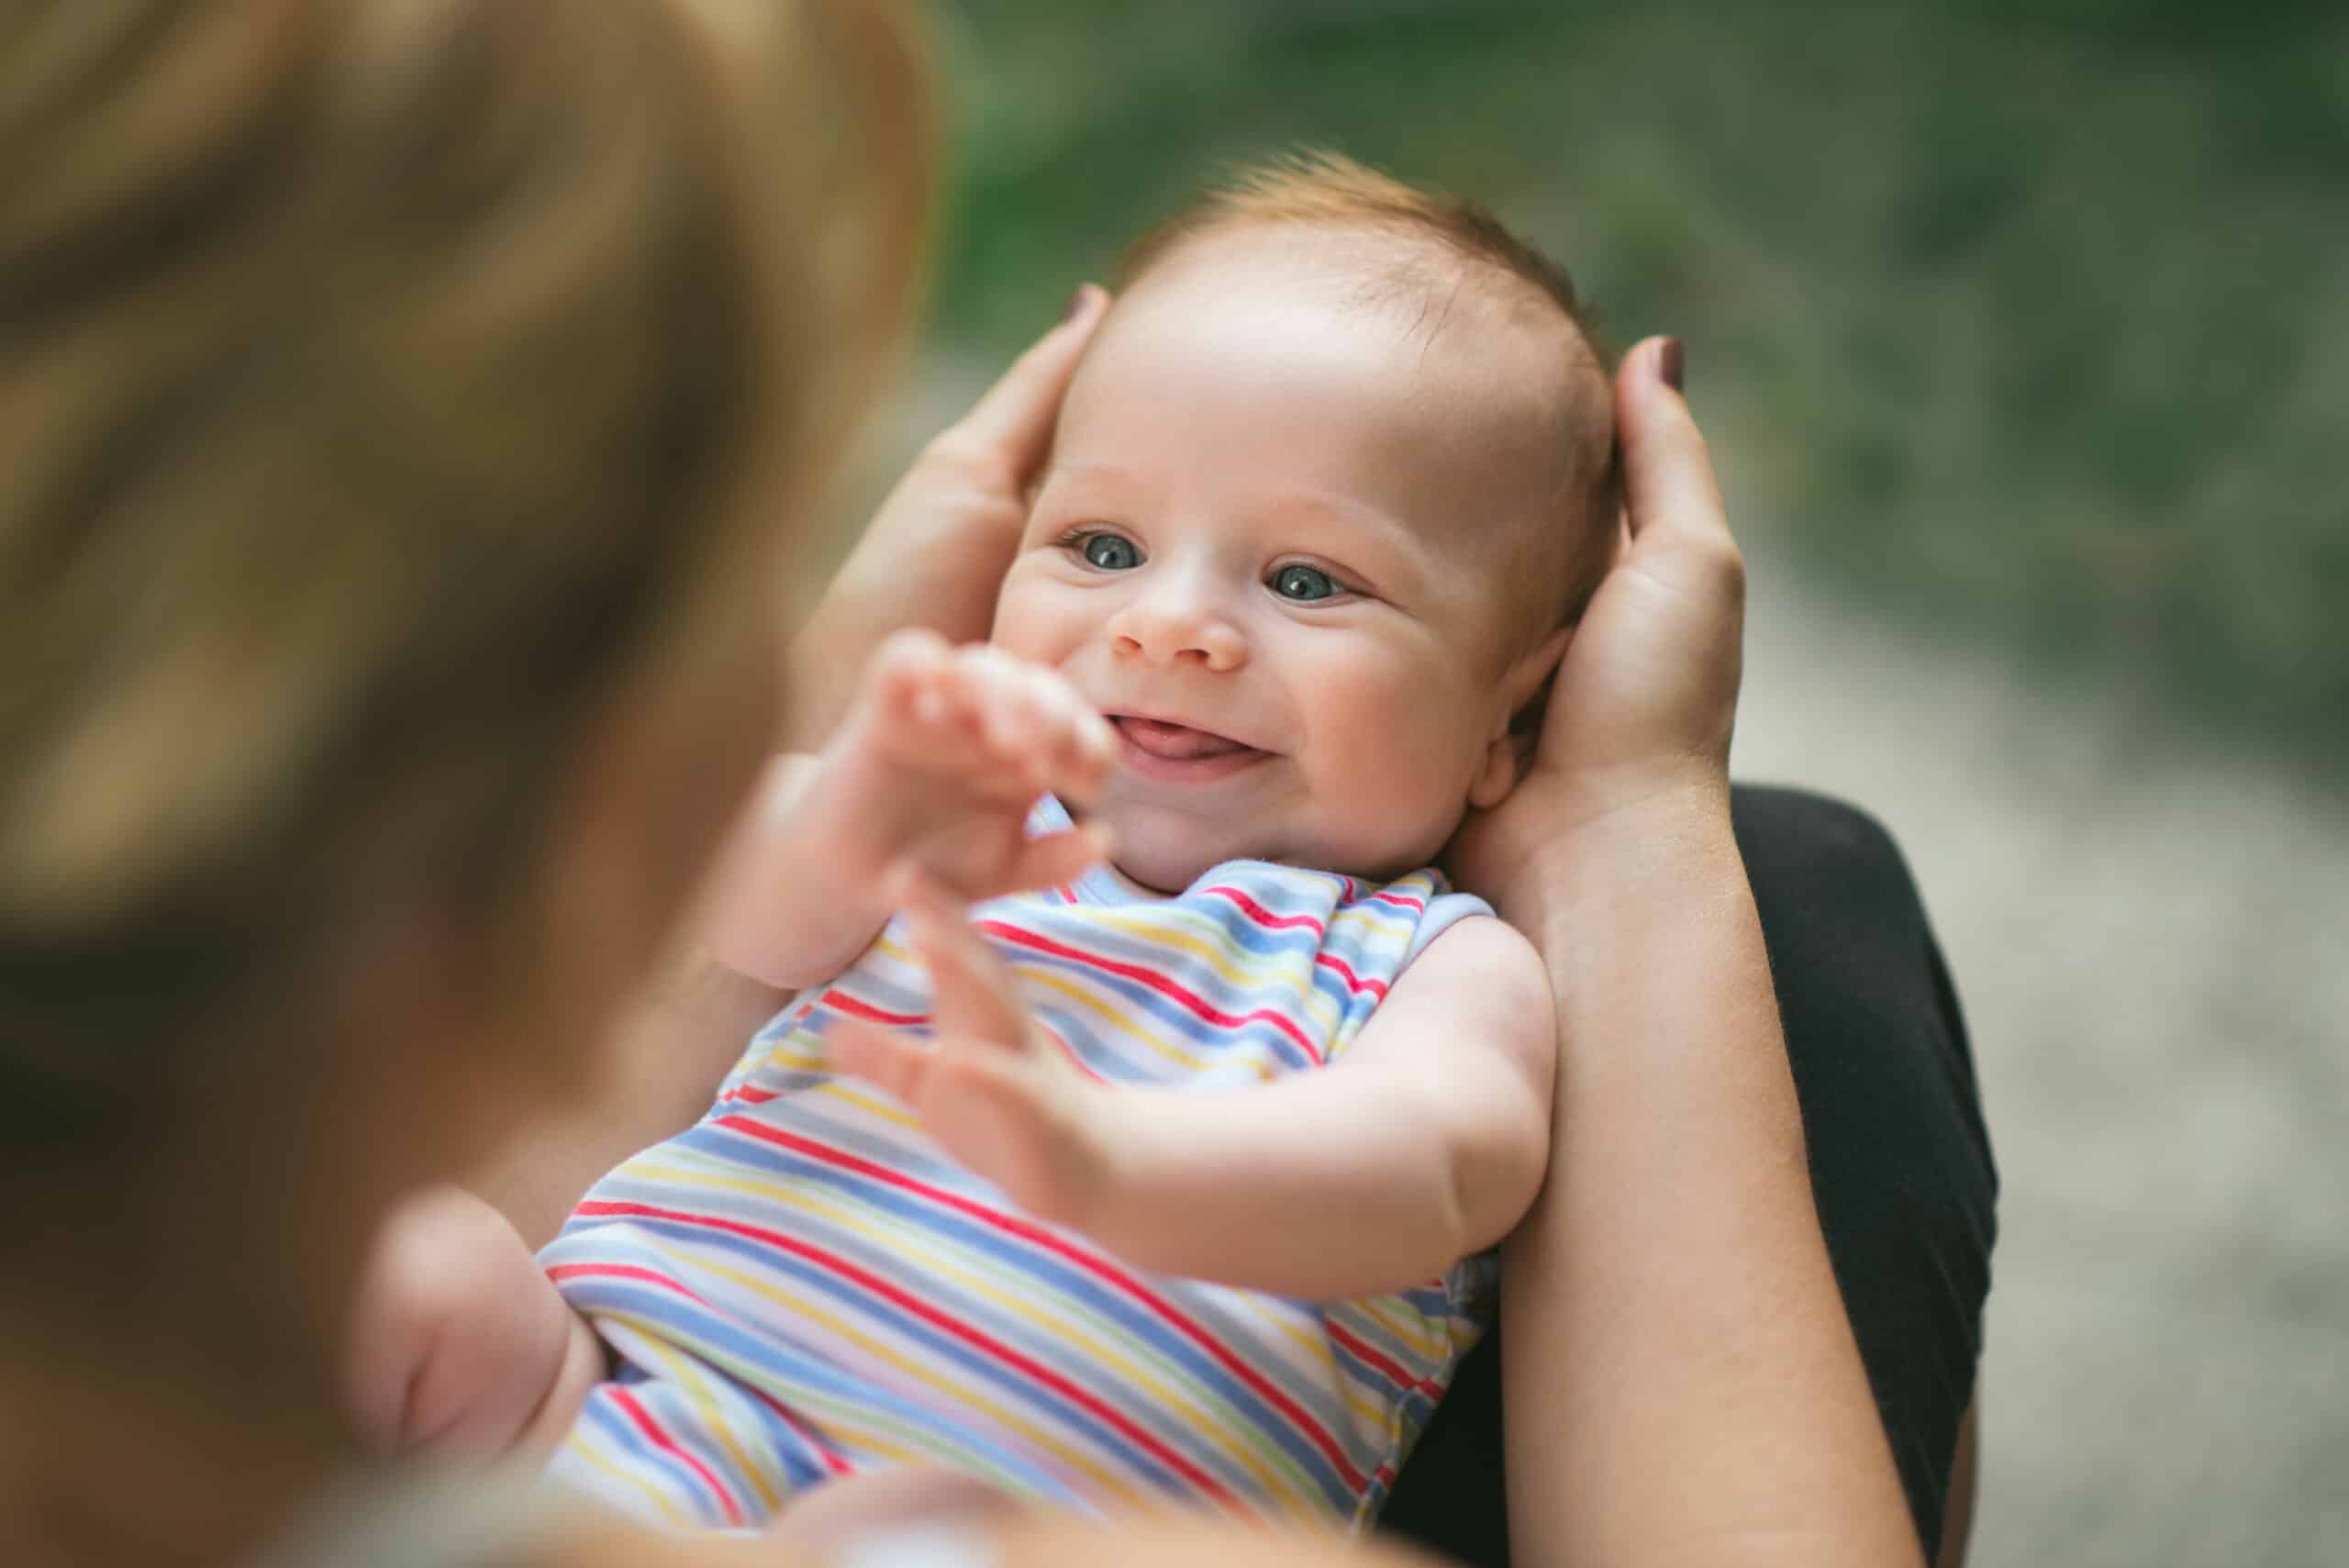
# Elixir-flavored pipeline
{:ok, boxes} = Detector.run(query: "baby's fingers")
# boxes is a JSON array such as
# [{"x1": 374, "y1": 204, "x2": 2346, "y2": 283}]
[
  {"x1": 943, "y1": 650, "x2": 1113, "y2": 795},
  {"x1": 869, "y1": 628, "x2": 955, "y2": 717},
  {"x1": 896, "y1": 870, "x2": 1031, "y2": 1052},
  {"x1": 1019, "y1": 666, "x2": 1116, "y2": 805},
  {"x1": 828, "y1": 1019, "x2": 933, "y2": 1106},
  {"x1": 948, "y1": 822, "x2": 1113, "y2": 905}
]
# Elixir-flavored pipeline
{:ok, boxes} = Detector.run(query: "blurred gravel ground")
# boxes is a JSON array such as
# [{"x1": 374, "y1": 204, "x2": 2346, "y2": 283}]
[{"x1": 1734, "y1": 545, "x2": 2349, "y2": 1568}]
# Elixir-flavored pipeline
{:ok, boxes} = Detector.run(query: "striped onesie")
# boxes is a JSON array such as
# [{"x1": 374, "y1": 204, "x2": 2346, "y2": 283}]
[{"x1": 540, "y1": 797, "x2": 1495, "y2": 1530}]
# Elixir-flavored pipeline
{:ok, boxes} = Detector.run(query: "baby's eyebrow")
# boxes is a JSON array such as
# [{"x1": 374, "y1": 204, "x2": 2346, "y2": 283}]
[
  {"x1": 1252, "y1": 491, "x2": 1420, "y2": 551},
  {"x1": 1040, "y1": 462, "x2": 1149, "y2": 501}
]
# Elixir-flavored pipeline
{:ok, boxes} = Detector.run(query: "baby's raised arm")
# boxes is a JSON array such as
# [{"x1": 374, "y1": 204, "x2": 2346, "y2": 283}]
[
  {"x1": 1074, "y1": 916, "x2": 1555, "y2": 1297},
  {"x1": 701, "y1": 632, "x2": 1114, "y2": 989},
  {"x1": 833, "y1": 880, "x2": 1556, "y2": 1300}
]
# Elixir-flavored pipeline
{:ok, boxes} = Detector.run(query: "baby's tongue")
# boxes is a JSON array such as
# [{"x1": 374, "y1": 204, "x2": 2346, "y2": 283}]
[{"x1": 1119, "y1": 717, "x2": 1247, "y2": 759}]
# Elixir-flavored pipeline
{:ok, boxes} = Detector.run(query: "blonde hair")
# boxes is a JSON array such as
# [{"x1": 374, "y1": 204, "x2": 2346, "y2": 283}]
[
  {"x1": 0, "y1": 0, "x2": 933, "y2": 1145},
  {"x1": 1120, "y1": 150, "x2": 1620, "y2": 645}
]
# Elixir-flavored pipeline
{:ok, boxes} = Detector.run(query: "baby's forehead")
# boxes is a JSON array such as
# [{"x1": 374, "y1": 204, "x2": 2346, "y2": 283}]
[{"x1": 1092, "y1": 224, "x2": 1607, "y2": 488}]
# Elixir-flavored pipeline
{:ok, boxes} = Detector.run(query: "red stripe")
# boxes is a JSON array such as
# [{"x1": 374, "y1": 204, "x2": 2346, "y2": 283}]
[
  {"x1": 1325, "y1": 1318, "x2": 1427, "y2": 1396},
  {"x1": 573, "y1": 1196, "x2": 1255, "y2": 1513},
  {"x1": 548, "y1": 1261, "x2": 708, "y2": 1304},
  {"x1": 606, "y1": 1385, "x2": 747, "y2": 1527},
  {"x1": 1369, "y1": 891, "x2": 1425, "y2": 913},
  {"x1": 739, "y1": 1382, "x2": 855, "y2": 1477},
  {"x1": 553, "y1": 1263, "x2": 854, "y2": 1477},
  {"x1": 1313, "y1": 952, "x2": 1387, "y2": 999},
  {"x1": 1036, "y1": 1020, "x2": 1108, "y2": 1084},
  {"x1": 824, "y1": 990, "x2": 929, "y2": 1027},
  {"x1": 975, "y1": 920, "x2": 1323, "y2": 1066},
  {"x1": 1200, "y1": 884, "x2": 1325, "y2": 934},
  {"x1": 699, "y1": 1118, "x2": 1369, "y2": 1495}
]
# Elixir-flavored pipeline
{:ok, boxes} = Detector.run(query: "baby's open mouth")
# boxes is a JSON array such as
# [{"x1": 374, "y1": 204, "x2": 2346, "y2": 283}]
[{"x1": 1108, "y1": 715, "x2": 1266, "y2": 780}]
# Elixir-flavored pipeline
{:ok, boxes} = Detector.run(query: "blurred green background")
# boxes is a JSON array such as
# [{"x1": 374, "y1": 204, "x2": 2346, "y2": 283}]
[{"x1": 923, "y1": 0, "x2": 2347, "y2": 772}]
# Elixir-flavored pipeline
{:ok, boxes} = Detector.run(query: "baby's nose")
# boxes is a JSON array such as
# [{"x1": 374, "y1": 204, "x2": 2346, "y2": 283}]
[{"x1": 1108, "y1": 590, "x2": 1246, "y2": 672}]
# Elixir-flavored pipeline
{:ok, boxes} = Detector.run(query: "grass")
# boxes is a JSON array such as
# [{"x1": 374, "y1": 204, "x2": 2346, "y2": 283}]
[{"x1": 921, "y1": 0, "x2": 2349, "y2": 769}]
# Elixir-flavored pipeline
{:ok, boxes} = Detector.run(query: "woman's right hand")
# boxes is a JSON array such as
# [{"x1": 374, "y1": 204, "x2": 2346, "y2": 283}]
[
  {"x1": 784, "y1": 286, "x2": 1111, "y2": 747},
  {"x1": 1444, "y1": 337, "x2": 1744, "y2": 921}
]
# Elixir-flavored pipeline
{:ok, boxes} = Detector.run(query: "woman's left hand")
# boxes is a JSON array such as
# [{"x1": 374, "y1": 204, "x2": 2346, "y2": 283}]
[
  {"x1": 785, "y1": 286, "x2": 1111, "y2": 746},
  {"x1": 1443, "y1": 337, "x2": 1742, "y2": 923}
]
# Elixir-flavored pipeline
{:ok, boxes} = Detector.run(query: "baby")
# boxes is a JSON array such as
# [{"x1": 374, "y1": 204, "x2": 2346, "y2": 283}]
[{"x1": 351, "y1": 153, "x2": 1620, "y2": 1530}]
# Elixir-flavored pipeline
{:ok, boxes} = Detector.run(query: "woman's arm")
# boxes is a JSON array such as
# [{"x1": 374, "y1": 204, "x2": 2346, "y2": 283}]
[{"x1": 1446, "y1": 339, "x2": 1920, "y2": 1568}]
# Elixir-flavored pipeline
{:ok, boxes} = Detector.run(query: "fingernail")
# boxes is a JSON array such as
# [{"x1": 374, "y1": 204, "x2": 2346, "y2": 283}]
[
  {"x1": 1657, "y1": 336, "x2": 1686, "y2": 393},
  {"x1": 1063, "y1": 283, "x2": 1103, "y2": 325}
]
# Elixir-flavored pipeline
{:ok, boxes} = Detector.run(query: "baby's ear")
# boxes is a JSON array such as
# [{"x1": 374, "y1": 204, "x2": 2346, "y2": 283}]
[{"x1": 1468, "y1": 625, "x2": 1574, "y2": 808}]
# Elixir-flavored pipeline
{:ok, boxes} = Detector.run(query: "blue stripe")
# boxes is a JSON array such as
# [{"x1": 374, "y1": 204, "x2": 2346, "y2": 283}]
[{"x1": 666, "y1": 1120, "x2": 1361, "y2": 1509}]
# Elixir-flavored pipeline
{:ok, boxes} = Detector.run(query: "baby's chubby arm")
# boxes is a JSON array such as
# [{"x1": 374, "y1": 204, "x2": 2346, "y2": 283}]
[
  {"x1": 1078, "y1": 915, "x2": 1557, "y2": 1298},
  {"x1": 701, "y1": 631, "x2": 1115, "y2": 990},
  {"x1": 834, "y1": 883, "x2": 1556, "y2": 1301},
  {"x1": 346, "y1": 1185, "x2": 605, "y2": 1461}
]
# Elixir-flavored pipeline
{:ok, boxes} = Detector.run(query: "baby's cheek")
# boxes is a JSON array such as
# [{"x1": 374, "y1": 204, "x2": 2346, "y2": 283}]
[
  {"x1": 988, "y1": 575, "x2": 1075, "y2": 665},
  {"x1": 1321, "y1": 746, "x2": 1474, "y2": 874}
]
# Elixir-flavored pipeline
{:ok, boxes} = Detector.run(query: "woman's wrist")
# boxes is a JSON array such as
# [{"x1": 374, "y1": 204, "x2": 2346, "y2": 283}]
[{"x1": 1479, "y1": 773, "x2": 1738, "y2": 941}]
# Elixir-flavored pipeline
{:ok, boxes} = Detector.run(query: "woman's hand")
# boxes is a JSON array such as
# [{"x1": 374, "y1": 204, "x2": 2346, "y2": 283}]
[
  {"x1": 785, "y1": 287, "x2": 1112, "y2": 748},
  {"x1": 1458, "y1": 339, "x2": 1922, "y2": 1568},
  {"x1": 1444, "y1": 338, "x2": 1742, "y2": 918}
]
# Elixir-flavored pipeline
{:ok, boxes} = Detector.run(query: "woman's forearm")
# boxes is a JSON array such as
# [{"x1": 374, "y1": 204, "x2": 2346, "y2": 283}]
[{"x1": 1499, "y1": 790, "x2": 1920, "y2": 1568}]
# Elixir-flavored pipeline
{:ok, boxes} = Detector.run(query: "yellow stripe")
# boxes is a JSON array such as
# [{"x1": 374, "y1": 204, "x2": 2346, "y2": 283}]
[
  {"x1": 609, "y1": 1214, "x2": 1155, "y2": 1504},
  {"x1": 628, "y1": 1334, "x2": 784, "y2": 1514},
  {"x1": 596, "y1": 1314, "x2": 963, "y2": 1483},
  {"x1": 621, "y1": 1154, "x2": 1317, "y2": 1507},
  {"x1": 1017, "y1": 969, "x2": 1220, "y2": 1076},
  {"x1": 1049, "y1": 907, "x2": 1342, "y2": 1035},
  {"x1": 1214, "y1": 1295, "x2": 1404, "y2": 1435},
  {"x1": 1347, "y1": 1296, "x2": 1452, "y2": 1362},
  {"x1": 560, "y1": 1423, "x2": 690, "y2": 1527},
  {"x1": 738, "y1": 1040, "x2": 925, "y2": 1131}
]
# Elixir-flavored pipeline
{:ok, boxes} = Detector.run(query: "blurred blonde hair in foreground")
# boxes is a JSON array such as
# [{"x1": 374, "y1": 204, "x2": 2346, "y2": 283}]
[{"x1": 0, "y1": 0, "x2": 935, "y2": 1156}]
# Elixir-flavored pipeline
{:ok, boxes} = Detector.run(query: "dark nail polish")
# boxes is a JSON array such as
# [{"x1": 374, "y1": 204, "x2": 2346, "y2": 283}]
[
  {"x1": 1063, "y1": 284, "x2": 1097, "y2": 324},
  {"x1": 1658, "y1": 337, "x2": 1686, "y2": 392}
]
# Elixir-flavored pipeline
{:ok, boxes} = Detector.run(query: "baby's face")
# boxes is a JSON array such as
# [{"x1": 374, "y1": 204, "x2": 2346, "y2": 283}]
[{"x1": 992, "y1": 234, "x2": 1561, "y2": 892}]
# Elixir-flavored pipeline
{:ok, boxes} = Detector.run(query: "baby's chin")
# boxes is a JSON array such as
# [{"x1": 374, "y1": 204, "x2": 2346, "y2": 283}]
[{"x1": 1090, "y1": 810, "x2": 1431, "y2": 896}]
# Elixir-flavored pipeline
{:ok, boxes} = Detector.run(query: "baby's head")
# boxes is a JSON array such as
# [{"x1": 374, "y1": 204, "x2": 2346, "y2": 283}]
[{"x1": 994, "y1": 153, "x2": 1620, "y2": 892}]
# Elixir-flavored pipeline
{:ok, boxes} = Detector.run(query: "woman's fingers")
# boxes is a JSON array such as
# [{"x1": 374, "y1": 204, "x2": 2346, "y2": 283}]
[
  {"x1": 931, "y1": 284, "x2": 1110, "y2": 481},
  {"x1": 1615, "y1": 336, "x2": 1731, "y2": 559},
  {"x1": 896, "y1": 871, "x2": 1031, "y2": 1051}
]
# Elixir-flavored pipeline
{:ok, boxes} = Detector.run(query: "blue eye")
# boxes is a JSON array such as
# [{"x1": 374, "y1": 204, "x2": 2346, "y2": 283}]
[
  {"x1": 1270, "y1": 563, "x2": 1338, "y2": 601},
  {"x1": 1079, "y1": 532, "x2": 1141, "y2": 571}
]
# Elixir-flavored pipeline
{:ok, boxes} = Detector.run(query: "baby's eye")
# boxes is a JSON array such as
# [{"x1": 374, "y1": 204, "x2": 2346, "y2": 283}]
[
  {"x1": 1269, "y1": 563, "x2": 1340, "y2": 602},
  {"x1": 1074, "y1": 531, "x2": 1142, "y2": 571}
]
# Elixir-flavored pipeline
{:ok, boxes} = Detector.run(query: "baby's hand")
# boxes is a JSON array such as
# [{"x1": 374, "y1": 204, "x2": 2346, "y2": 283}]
[
  {"x1": 827, "y1": 630, "x2": 1116, "y2": 905},
  {"x1": 829, "y1": 873, "x2": 1112, "y2": 1232}
]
